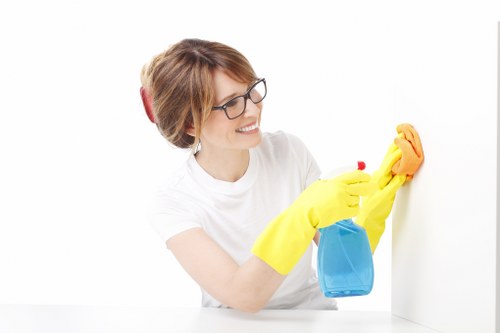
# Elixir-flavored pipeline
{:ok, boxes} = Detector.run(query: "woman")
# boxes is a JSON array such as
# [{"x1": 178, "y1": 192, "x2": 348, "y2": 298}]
[{"x1": 140, "y1": 39, "x2": 422, "y2": 312}]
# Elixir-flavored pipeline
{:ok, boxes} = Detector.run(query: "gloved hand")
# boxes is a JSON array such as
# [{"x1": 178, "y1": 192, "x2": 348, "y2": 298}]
[
  {"x1": 371, "y1": 138, "x2": 402, "y2": 189},
  {"x1": 252, "y1": 171, "x2": 376, "y2": 275},
  {"x1": 356, "y1": 123, "x2": 424, "y2": 253},
  {"x1": 356, "y1": 173, "x2": 406, "y2": 253}
]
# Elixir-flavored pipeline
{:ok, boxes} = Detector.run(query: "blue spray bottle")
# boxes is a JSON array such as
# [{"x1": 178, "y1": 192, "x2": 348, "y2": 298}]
[{"x1": 317, "y1": 162, "x2": 374, "y2": 297}]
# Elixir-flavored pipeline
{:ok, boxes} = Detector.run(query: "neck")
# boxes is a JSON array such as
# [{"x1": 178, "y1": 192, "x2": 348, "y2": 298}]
[{"x1": 195, "y1": 148, "x2": 250, "y2": 182}]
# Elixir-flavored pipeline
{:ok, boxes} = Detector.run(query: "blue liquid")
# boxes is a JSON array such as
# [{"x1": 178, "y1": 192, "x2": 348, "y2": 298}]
[{"x1": 317, "y1": 219, "x2": 374, "y2": 298}]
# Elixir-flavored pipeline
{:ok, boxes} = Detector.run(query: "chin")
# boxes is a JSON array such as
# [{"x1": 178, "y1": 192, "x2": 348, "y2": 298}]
[{"x1": 244, "y1": 130, "x2": 263, "y2": 148}]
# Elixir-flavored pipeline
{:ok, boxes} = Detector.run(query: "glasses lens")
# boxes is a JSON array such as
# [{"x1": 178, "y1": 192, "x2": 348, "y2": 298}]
[
  {"x1": 249, "y1": 80, "x2": 267, "y2": 104},
  {"x1": 225, "y1": 96, "x2": 246, "y2": 119}
]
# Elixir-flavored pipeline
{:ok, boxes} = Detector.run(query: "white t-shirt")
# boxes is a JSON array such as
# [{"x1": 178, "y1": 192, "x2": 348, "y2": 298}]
[{"x1": 151, "y1": 131, "x2": 337, "y2": 310}]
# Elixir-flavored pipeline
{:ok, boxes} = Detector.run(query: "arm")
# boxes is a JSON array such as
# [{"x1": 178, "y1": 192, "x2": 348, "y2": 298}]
[
  {"x1": 356, "y1": 123, "x2": 424, "y2": 253},
  {"x1": 167, "y1": 228, "x2": 285, "y2": 313},
  {"x1": 168, "y1": 171, "x2": 375, "y2": 313}
]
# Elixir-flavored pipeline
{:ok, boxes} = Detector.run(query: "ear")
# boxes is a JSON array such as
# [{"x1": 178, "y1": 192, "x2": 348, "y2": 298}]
[
  {"x1": 185, "y1": 124, "x2": 195, "y2": 137},
  {"x1": 140, "y1": 87, "x2": 156, "y2": 123}
]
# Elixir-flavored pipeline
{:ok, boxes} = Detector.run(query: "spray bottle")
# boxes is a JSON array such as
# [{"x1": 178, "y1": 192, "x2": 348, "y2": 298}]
[{"x1": 317, "y1": 161, "x2": 374, "y2": 297}]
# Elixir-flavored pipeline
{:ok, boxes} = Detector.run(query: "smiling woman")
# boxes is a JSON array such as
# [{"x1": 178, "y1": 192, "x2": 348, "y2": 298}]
[
  {"x1": 140, "y1": 39, "x2": 260, "y2": 151},
  {"x1": 139, "y1": 38, "x2": 378, "y2": 312}
]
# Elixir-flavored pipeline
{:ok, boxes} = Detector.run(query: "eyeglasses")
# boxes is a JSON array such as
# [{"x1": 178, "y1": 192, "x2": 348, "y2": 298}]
[{"x1": 212, "y1": 78, "x2": 267, "y2": 120}]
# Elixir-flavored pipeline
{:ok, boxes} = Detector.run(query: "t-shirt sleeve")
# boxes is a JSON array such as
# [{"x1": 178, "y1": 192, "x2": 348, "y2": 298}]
[{"x1": 150, "y1": 188, "x2": 202, "y2": 244}]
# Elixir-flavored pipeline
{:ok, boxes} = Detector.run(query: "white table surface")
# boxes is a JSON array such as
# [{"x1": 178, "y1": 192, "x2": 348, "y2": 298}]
[{"x1": 0, "y1": 305, "x2": 440, "y2": 333}]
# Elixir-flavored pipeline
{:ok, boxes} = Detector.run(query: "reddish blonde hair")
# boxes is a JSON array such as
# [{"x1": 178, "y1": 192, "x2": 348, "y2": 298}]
[{"x1": 140, "y1": 39, "x2": 258, "y2": 150}]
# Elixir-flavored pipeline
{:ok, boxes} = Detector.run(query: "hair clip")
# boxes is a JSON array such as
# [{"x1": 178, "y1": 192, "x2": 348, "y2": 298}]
[{"x1": 140, "y1": 87, "x2": 155, "y2": 123}]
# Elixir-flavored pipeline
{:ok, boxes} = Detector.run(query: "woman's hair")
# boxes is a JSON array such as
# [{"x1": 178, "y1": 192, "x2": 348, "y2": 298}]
[{"x1": 140, "y1": 38, "x2": 258, "y2": 150}]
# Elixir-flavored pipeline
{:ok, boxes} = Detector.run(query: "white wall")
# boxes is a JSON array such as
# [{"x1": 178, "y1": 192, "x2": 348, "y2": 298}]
[
  {"x1": 1, "y1": 0, "x2": 412, "y2": 311},
  {"x1": 391, "y1": 3, "x2": 499, "y2": 333},
  {"x1": 498, "y1": 24, "x2": 500, "y2": 333}
]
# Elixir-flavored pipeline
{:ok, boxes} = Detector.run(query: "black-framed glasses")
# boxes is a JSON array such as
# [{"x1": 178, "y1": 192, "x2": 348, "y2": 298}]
[{"x1": 212, "y1": 78, "x2": 267, "y2": 120}]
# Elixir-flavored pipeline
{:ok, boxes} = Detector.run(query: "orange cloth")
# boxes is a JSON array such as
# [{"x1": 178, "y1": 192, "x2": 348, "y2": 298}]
[{"x1": 391, "y1": 123, "x2": 424, "y2": 179}]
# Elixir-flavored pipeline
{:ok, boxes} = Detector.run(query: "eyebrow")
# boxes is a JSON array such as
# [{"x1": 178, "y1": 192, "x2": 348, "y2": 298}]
[
  {"x1": 215, "y1": 92, "x2": 240, "y2": 106},
  {"x1": 215, "y1": 82, "x2": 253, "y2": 106}
]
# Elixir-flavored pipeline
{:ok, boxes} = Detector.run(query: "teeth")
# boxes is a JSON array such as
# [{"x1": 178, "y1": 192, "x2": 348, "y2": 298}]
[{"x1": 236, "y1": 123, "x2": 259, "y2": 132}]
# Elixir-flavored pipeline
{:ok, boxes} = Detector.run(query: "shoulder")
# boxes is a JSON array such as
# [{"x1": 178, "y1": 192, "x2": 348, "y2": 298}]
[
  {"x1": 260, "y1": 130, "x2": 308, "y2": 151},
  {"x1": 258, "y1": 131, "x2": 321, "y2": 187},
  {"x1": 259, "y1": 130, "x2": 311, "y2": 159},
  {"x1": 154, "y1": 162, "x2": 198, "y2": 214},
  {"x1": 262, "y1": 130, "x2": 304, "y2": 146},
  {"x1": 151, "y1": 162, "x2": 204, "y2": 242}
]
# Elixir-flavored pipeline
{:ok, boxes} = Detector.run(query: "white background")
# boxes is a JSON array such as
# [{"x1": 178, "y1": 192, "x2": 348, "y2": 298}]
[
  {"x1": 2, "y1": 0, "x2": 490, "y2": 312},
  {"x1": 389, "y1": 4, "x2": 499, "y2": 333}
]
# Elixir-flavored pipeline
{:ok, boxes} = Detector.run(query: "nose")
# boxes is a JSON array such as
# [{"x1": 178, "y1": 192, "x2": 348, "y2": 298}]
[{"x1": 243, "y1": 98, "x2": 261, "y2": 118}]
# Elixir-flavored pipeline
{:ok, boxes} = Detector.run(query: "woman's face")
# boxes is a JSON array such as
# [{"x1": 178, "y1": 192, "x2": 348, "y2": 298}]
[{"x1": 199, "y1": 69, "x2": 263, "y2": 154}]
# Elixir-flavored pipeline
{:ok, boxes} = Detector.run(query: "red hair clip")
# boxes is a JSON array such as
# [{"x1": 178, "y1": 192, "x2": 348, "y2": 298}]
[{"x1": 140, "y1": 87, "x2": 155, "y2": 123}]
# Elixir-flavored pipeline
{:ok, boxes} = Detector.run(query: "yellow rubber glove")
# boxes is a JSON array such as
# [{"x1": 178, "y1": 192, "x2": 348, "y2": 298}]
[
  {"x1": 356, "y1": 123, "x2": 424, "y2": 253},
  {"x1": 372, "y1": 139, "x2": 402, "y2": 189},
  {"x1": 356, "y1": 174, "x2": 406, "y2": 253},
  {"x1": 252, "y1": 171, "x2": 376, "y2": 275}
]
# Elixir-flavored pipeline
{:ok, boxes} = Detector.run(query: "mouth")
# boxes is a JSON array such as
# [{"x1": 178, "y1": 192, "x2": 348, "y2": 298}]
[{"x1": 236, "y1": 122, "x2": 259, "y2": 133}]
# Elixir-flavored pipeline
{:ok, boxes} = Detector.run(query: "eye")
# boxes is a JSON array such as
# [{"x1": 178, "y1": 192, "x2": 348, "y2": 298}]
[
  {"x1": 250, "y1": 90, "x2": 262, "y2": 101},
  {"x1": 224, "y1": 98, "x2": 239, "y2": 108}
]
